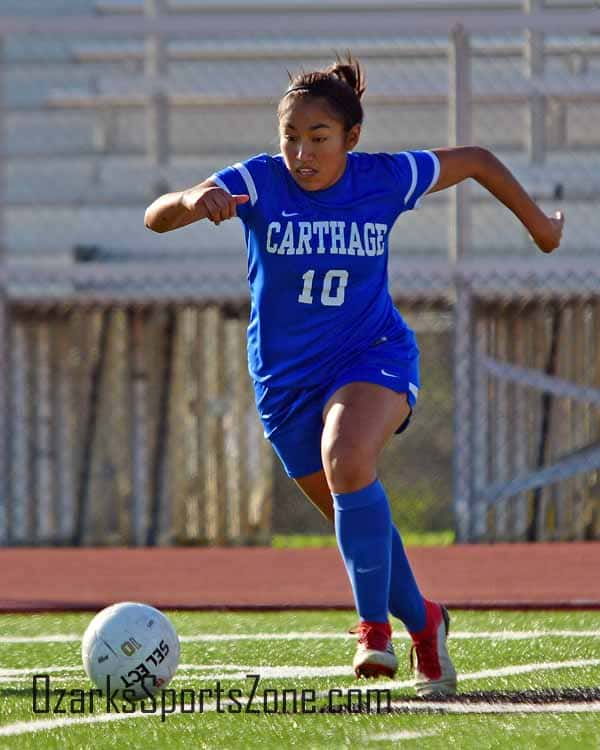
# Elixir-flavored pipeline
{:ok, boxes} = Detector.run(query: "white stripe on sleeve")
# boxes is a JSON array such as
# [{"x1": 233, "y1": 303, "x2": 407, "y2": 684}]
[
  {"x1": 209, "y1": 174, "x2": 231, "y2": 194},
  {"x1": 233, "y1": 162, "x2": 258, "y2": 205},
  {"x1": 413, "y1": 150, "x2": 441, "y2": 209},
  {"x1": 402, "y1": 151, "x2": 418, "y2": 206},
  {"x1": 424, "y1": 150, "x2": 440, "y2": 195}
]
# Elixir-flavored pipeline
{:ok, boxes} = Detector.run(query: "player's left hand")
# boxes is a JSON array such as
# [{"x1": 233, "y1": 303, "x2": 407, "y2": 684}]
[{"x1": 534, "y1": 210, "x2": 564, "y2": 253}]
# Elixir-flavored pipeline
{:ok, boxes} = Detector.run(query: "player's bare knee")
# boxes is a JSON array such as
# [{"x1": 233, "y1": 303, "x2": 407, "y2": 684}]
[{"x1": 322, "y1": 436, "x2": 376, "y2": 492}]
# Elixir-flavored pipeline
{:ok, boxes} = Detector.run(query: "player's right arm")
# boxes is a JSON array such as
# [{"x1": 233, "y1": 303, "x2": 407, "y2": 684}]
[{"x1": 144, "y1": 179, "x2": 249, "y2": 233}]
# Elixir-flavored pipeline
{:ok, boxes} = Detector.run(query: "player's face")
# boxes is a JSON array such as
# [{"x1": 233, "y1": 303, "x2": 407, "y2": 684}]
[{"x1": 279, "y1": 98, "x2": 360, "y2": 191}]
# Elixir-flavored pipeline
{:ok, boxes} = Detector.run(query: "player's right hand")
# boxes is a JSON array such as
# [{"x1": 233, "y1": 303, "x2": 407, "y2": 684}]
[{"x1": 181, "y1": 186, "x2": 249, "y2": 225}]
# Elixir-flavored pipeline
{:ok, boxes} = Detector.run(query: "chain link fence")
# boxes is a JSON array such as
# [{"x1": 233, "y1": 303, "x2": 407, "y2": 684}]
[{"x1": 0, "y1": 1, "x2": 599, "y2": 544}]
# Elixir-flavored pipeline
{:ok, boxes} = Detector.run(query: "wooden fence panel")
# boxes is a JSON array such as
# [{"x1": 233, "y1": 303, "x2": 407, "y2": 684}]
[
  {"x1": 511, "y1": 305, "x2": 529, "y2": 539},
  {"x1": 52, "y1": 313, "x2": 76, "y2": 543},
  {"x1": 3, "y1": 295, "x2": 599, "y2": 545},
  {"x1": 477, "y1": 298, "x2": 600, "y2": 541}
]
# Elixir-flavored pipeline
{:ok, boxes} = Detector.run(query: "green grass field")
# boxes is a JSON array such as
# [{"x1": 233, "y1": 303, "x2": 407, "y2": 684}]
[
  {"x1": 271, "y1": 530, "x2": 455, "y2": 547},
  {"x1": 1, "y1": 609, "x2": 600, "y2": 749}
]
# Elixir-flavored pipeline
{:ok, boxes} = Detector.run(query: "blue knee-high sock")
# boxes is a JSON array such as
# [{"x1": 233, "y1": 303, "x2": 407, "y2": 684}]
[
  {"x1": 332, "y1": 479, "x2": 392, "y2": 623},
  {"x1": 388, "y1": 525, "x2": 426, "y2": 632}
]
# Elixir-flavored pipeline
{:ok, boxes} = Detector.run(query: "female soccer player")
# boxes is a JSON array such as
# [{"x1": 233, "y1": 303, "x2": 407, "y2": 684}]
[{"x1": 145, "y1": 57, "x2": 564, "y2": 696}]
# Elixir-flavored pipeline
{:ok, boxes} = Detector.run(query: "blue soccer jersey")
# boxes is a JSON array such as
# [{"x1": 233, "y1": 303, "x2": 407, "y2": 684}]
[{"x1": 211, "y1": 150, "x2": 439, "y2": 387}]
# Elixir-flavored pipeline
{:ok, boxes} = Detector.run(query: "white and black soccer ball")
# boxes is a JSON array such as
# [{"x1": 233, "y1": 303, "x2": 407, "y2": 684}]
[{"x1": 81, "y1": 602, "x2": 180, "y2": 700}]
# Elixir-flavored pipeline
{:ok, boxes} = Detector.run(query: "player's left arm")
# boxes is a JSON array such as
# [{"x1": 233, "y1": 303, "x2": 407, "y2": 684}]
[{"x1": 428, "y1": 146, "x2": 564, "y2": 253}]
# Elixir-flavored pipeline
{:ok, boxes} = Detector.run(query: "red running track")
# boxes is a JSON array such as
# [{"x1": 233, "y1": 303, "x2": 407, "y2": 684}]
[{"x1": 0, "y1": 543, "x2": 599, "y2": 612}]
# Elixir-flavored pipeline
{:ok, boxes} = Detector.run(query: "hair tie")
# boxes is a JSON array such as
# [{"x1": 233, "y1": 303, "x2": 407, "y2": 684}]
[{"x1": 283, "y1": 84, "x2": 317, "y2": 97}]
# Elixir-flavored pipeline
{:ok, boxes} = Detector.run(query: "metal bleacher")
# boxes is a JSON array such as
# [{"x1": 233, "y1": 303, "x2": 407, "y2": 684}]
[{"x1": 1, "y1": 0, "x2": 599, "y2": 268}]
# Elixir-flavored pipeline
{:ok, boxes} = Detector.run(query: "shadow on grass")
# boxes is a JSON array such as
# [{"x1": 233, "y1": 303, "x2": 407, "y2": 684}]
[
  {"x1": 320, "y1": 686, "x2": 600, "y2": 713},
  {"x1": 410, "y1": 686, "x2": 600, "y2": 703}
]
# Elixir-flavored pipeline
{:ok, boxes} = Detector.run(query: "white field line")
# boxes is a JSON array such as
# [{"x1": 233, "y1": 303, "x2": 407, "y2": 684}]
[
  {"x1": 1, "y1": 657, "x2": 600, "y2": 738},
  {"x1": 1, "y1": 699, "x2": 599, "y2": 739},
  {"x1": 0, "y1": 664, "x2": 355, "y2": 685},
  {"x1": 370, "y1": 730, "x2": 439, "y2": 741},
  {"x1": 1, "y1": 629, "x2": 600, "y2": 645},
  {"x1": 144, "y1": 657, "x2": 600, "y2": 685},
  {"x1": 178, "y1": 664, "x2": 352, "y2": 679},
  {"x1": 0, "y1": 666, "x2": 81, "y2": 677},
  {"x1": 0, "y1": 635, "x2": 80, "y2": 644},
  {"x1": 455, "y1": 658, "x2": 600, "y2": 683},
  {"x1": 3, "y1": 657, "x2": 600, "y2": 685},
  {"x1": 0, "y1": 711, "x2": 157, "y2": 736},
  {"x1": 179, "y1": 629, "x2": 600, "y2": 642},
  {"x1": 317, "y1": 658, "x2": 600, "y2": 692},
  {"x1": 2, "y1": 656, "x2": 600, "y2": 690}
]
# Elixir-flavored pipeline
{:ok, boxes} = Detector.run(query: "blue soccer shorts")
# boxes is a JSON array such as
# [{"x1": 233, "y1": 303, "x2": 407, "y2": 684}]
[{"x1": 253, "y1": 328, "x2": 420, "y2": 478}]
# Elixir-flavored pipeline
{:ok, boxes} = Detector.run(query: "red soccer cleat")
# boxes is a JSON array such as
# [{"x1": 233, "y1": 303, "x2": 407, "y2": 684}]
[
  {"x1": 409, "y1": 599, "x2": 457, "y2": 697},
  {"x1": 350, "y1": 620, "x2": 398, "y2": 679}
]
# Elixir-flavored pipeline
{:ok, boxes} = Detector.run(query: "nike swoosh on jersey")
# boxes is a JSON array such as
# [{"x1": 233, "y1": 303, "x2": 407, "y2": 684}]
[
  {"x1": 372, "y1": 336, "x2": 388, "y2": 346},
  {"x1": 380, "y1": 369, "x2": 401, "y2": 378},
  {"x1": 282, "y1": 210, "x2": 300, "y2": 217}
]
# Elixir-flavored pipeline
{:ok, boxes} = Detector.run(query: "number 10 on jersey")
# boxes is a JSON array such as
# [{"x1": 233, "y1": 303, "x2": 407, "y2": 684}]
[{"x1": 298, "y1": 269, "x2": 349, "y2": 307}]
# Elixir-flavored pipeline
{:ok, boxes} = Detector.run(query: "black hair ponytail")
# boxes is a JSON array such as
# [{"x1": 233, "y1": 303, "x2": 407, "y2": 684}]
[
  {"x1": 326, "y1": 56, "x2": 366, "y2": 101},
  {"x1": 278, "y1": 54, "x2": 366, "y2": 131}
]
